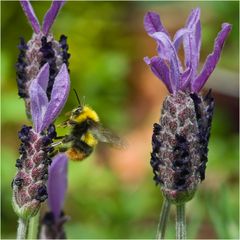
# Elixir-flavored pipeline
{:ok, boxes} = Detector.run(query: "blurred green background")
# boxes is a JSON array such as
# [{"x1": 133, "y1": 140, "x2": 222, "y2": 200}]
[{"x1": 1, "y1": 1, "x2": 239, "y2": 239}]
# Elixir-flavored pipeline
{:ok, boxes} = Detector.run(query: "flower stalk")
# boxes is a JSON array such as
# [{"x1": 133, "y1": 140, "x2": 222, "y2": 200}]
[
  {"x1": 156, "y1": 199, "x2": 171, "y2": 239},
  {"x1": 176, "y1": 204, "x2": 186, "y2": 240},
  {"x1": 27, "y1": 212, "x2": 40, "y2": 239},
  {"x1": 17, "y1": 218, "x2": 29, "y2": 240}
]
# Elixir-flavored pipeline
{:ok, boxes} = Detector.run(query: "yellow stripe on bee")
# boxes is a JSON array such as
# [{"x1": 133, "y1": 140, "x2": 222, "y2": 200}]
[
  {"x1": 81, "y1": 131, "x2": 98, "y2": 147},
  {"x1": 75, "y1": 106, "x2": 100, "y2": 123}
]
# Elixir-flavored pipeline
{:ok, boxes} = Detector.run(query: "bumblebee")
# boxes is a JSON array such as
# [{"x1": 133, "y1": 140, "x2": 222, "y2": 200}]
[{"x1": 53, "y1": 90, "x2": 124, "y2": 161}]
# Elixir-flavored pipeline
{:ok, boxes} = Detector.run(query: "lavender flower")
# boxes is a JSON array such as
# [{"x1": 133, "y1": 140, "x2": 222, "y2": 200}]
[
  {"x1": 144, "y1": 9, "x2": 231, "y2": 203},
  {"x1": 39, "y1": 154, "x2": 69, "y2": 239},
  {"x1": 12, "y1": 63, "x2": 70, "y2": 219},
  {"x1": 16, "y1": 0, "x2": 70, "y2": 117}
]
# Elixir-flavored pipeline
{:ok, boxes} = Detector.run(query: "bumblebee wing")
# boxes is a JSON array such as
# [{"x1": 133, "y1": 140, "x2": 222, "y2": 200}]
[{"x1": 89, "y1": 124, "x2": 126, "y2": 149}]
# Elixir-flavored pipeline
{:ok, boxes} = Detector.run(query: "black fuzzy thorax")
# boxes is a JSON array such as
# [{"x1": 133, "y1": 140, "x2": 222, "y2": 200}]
[
  {"x1": 61, "y1": 119, "x2": 95, "y2": 156},
  {"x1": 150, "y1": 90, "x2": 214, "y2": 204}
]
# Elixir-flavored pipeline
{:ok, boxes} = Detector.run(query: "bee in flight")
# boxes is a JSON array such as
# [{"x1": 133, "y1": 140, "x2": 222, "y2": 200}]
[{"x1": 52, "y1": 89, "x2": 125, "y2": 161}]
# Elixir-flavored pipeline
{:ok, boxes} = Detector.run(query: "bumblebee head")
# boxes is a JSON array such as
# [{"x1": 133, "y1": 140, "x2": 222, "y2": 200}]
[
  {"x1": 71, "y1": 106, "x2": 83, "y2": 118},
  {"x1": 68, "y1": 89, "x2": 99, "y2": 124}
]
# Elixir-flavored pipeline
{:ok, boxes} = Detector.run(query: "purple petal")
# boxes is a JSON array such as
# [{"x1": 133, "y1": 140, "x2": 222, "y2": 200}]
[
  {"x1": 192, "y1": 23, "x2": 232, "y2": 92},
  {"x1": 195, "y1": 20, "x2": 201, "y2": 63},
  {"x1": 144, "y1": 12, "x2": 169, "y2": 36},
  {"x1": 183, "y1": 8, "x2": 201, "y2": 78},
  {"x1": 180, "y1": 67, "x2": 192, "y2": 90},
  {"x1": 48, "y1": 153, "x2": 68, "y2": 220},
  {"x1": 144, "y1": 56, "x2": 172, "y2": 93},
  {"x1": 42, "y1": 0, "x2": 66, "y2": 35},
  {"x1": 186, "y1": 8, "x2": 201, "y2": 54},
  {"x1": 36, "y1": 63, "x2": 50, "y2": 92},
  {"x1": 157, "y1": 42, "x2": 171, "y2": 61},
  {"x1": 19, "y1": 0, "x2": 41, "y2": 33},
  {"x1": 41, "y1": 64, "x2": 70, "y2": 131},
  {"x1": 29, "y1": 64, "x2": 50, "y2": 132},
  {"x1": 173, "y1": 28, "x2": 192, "y2": 51},
  {"x1": 152, "y1": 32, "x2": 181, "y2": 93}
]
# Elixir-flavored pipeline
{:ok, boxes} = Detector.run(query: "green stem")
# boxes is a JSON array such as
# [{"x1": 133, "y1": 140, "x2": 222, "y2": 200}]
[
  {"x1": 27, "y1": 212, "x2": 40, "y2": 239},
  {"x1": 17, "y1": 217, "x2": 29, "y2": 240},
  {"x1": 156, "y1": 198, "x2": 171, "y2": 239},
  {"x1": 176, "y1": 203, "x2": 186, "y2": 239}
]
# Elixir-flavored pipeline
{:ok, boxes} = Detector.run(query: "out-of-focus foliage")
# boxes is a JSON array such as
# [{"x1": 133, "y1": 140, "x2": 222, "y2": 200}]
[
  {"x1": 206, "y1": 186, "x2": 239, "y2": 239},
  {"x1": 1, "y1": 1, "x2": 238, "y2": 239}
]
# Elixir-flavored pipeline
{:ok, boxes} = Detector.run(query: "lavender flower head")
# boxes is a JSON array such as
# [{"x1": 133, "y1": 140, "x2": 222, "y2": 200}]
[
  {"x1": 16, "y1": 0, "x2": 70, "y2": 117},
  {"x1": 144, "y1": 9, "x2": 231, "y2": 203},
  {"x1": 12, "y1": 63, "x2": 70, "y2": 219}
]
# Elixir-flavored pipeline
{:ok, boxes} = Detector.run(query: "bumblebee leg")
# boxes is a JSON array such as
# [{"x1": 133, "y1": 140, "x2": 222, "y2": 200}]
[
  {"x1": 51, "y1": 135, "x2": 74, "y2": 147},
  {"x1": 62, "y1": 135, "x2": 75, "y2": 143},
  {"x1": 48, "y1": 149, "x2": 59, "y2": 158},
  {"x1": 54, "y1": 136, "x2": 65, "y2": 140},
  {"x1": 51, "y1": 141, "x2": 62, "y2": 147},
  {"x1": 59, "y1": 147, "x2": 68, "y2": 152}
]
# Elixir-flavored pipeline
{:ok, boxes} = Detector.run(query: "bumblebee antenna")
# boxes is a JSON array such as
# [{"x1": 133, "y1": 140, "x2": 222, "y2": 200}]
[
  {"x1": 82, "y1": 96, "x2": 86, "y2": 106},
  {"x1": 73, "y1": 89, "x2": 81, "y2": 106}
]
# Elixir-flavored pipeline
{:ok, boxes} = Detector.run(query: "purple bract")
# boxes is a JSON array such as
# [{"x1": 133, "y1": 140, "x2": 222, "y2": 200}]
[
  {"x1": 48, "y1": 153, "x2": 68, "y2": 220},
  {"x1": 20, "y1": 0, "x2": 65, "y2": 35},
  {"x1": 144, "y1": 8, "x2": 232, "y2": 94},
  {"x1": 29, "y1": 63, "x2": 70, "y2": 133}
]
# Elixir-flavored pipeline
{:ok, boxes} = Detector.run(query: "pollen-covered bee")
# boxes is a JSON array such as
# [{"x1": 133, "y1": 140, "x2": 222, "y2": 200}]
[{"x1": 53, "y1": 90, "x2": 125, "y2": 161}]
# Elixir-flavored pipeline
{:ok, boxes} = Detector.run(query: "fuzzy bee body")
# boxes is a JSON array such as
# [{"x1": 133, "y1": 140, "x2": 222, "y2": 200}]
[
  {"x1": 59, "y1": 111, "x2": 98, "y2": 161},
  {"x1": 54, "y1": 98, "x2": 124, "y2": 161}
]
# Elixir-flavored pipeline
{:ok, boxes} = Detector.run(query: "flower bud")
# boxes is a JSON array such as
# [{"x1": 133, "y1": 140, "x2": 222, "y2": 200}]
[
  {"x1": 16, "y1": 33, "x2": 70, "y2": 117},
  {"x1": 150, "y1": 90, "x2": 214, "y2": 204},
  {"x1": 12, "y1": 125, "x2": 56, "y2": 219}
]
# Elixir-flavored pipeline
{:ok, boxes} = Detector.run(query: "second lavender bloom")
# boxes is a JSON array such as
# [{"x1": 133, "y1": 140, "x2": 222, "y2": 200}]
[{"x1": 144, "y1": 8, "x2": 231, "y2": 203}]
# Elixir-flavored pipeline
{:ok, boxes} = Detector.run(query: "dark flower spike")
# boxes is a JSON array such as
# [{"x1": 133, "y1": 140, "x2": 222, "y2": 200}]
[
  {"x1": 12, "y1": 123, "x2": 57, "y2": 219},
  {"x1": 145, "y1": 9, "x2": 231, "y2": 204},
  {"x1": 17, "y1": 0, "x2": 70, "y2": 119},
  {"x1": 20, "y1": 0, "x2": 41, "y2": 34},
  {"x1": 12, "y1": 63, "x2": 68, "y2": 220},
  {"x1": 40, "y1": 211, "x2": 69, "y2": 239},
  {"x1": 29, "y1": 63, "x2": 70, "y2": 133},
  {"x1": 13, "y1": 63, "x2": 69, "y2": 220},
  {"x1": 144, "y1": 8, "x2": 232, "y2": 94},
  {"x1": 42, "y1": 0, "x2": 66, "y2": 35},
  {"x1": 48, "y1": 153, "x2": 68, "y2": 220}
]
